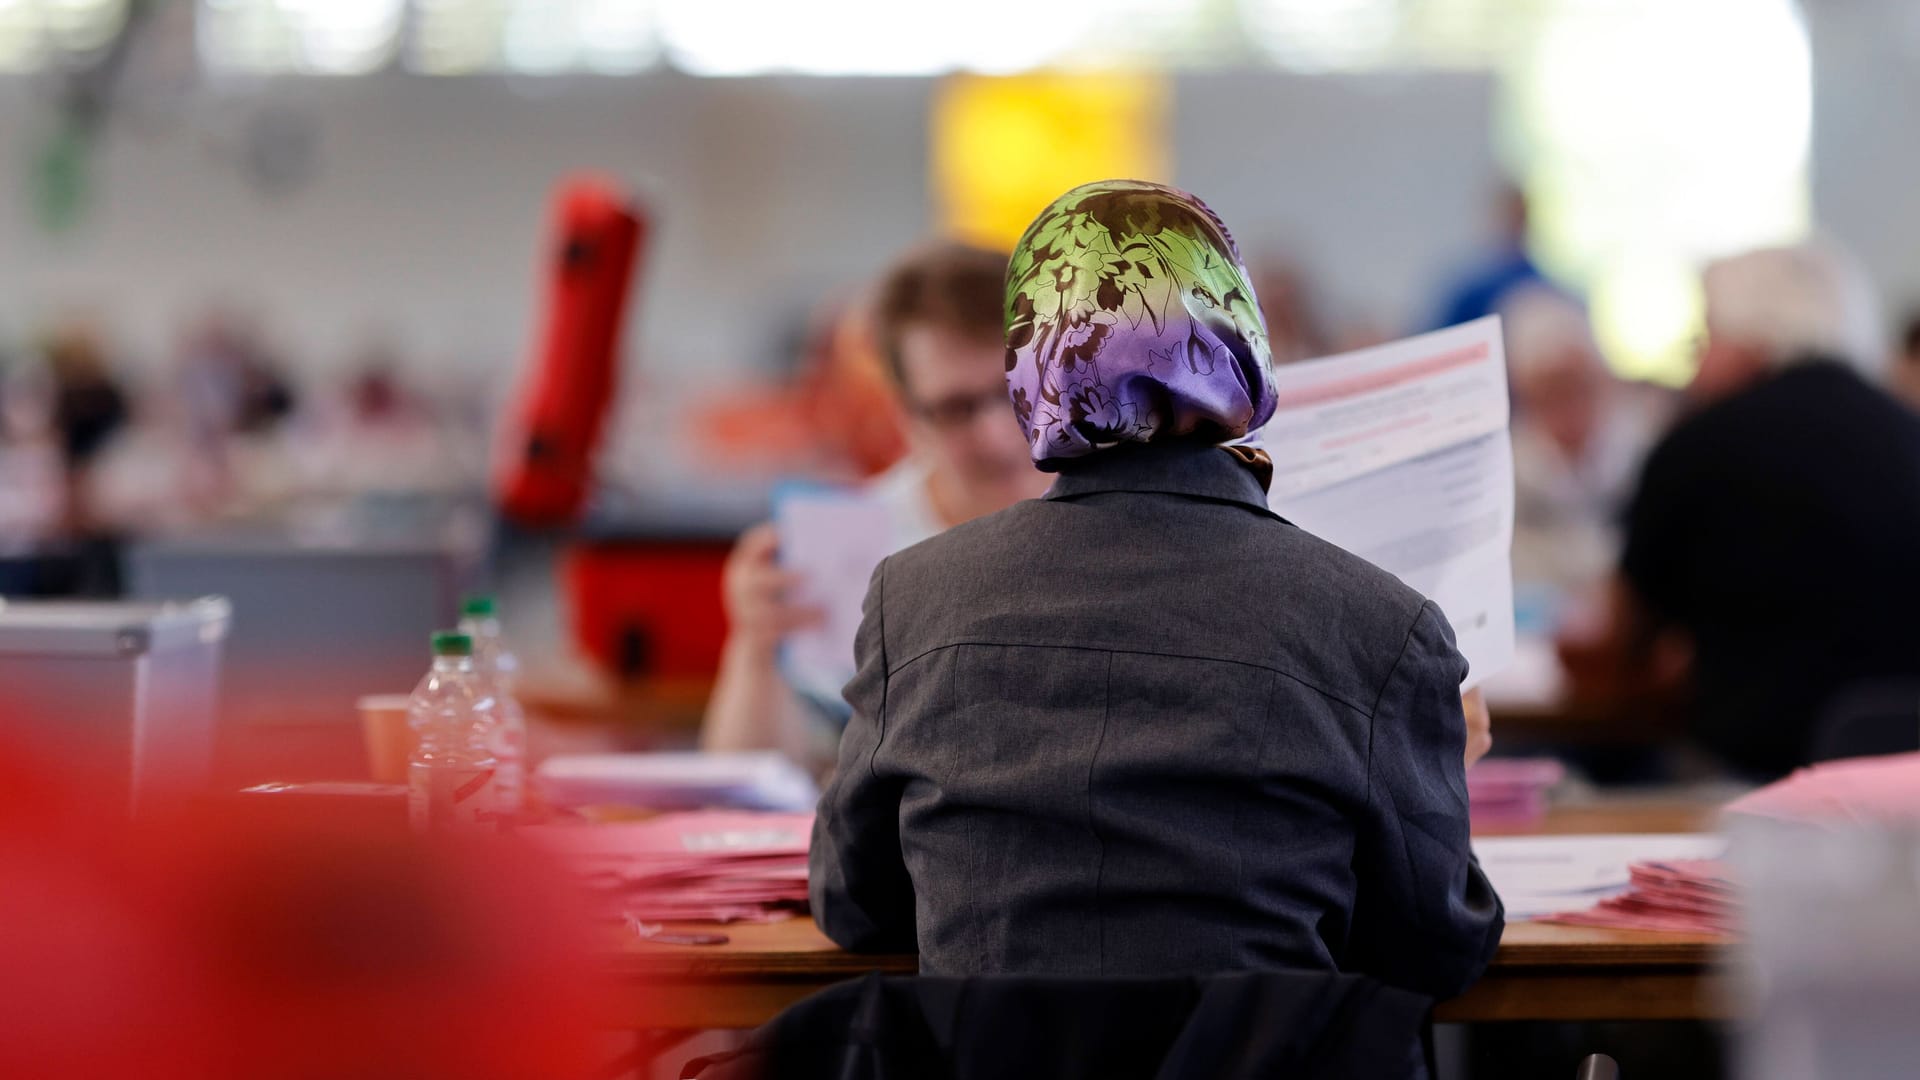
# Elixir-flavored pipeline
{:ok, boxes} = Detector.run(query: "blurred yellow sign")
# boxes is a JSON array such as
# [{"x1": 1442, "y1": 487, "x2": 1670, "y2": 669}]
[{"x1": 933, "y1": 72, "x2": 1170, "y2": 251}]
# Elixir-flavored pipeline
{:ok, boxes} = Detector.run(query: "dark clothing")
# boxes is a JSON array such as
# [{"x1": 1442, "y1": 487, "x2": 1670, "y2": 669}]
[
  {"x1": 1621, "y1": 361, "x2": 1920, "y2": 778},
  {"x1": 684, "y1": 969, "x2": 1432, "y2": 1080},
  {"x1": 54, "y1": 378, "x2": 128, "y2": 464},
  {"x1": 810, "y1": 443, "x2": 1503, "y2": 1000}
]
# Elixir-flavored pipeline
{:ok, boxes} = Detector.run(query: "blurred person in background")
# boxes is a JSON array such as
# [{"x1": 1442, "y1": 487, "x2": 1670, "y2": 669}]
[
  {"x1": 91, "y1": 311, "x2": 309, "y2": 532},
  {"x1": 0, "y1": 323, "x2": 135, "y2": 595},
  {"x1": 171, "y1": 312, "x2": 299, "y2": 515},
  {"x1": 795, "y1": 299, "x2": 913, "y2": 479},
  {"x1": 1559, "y1": 240, "x2": 1920, "y2": 779},
  {"x1": 1501, "y1": 286, "x2": 1664, "y2": 615},
  {"x1": 297, "y1": 347, "x2": 470, "y2": 497},
  {"x1": 175, "y1": 311, "x2": 298, "y2": 440},
  {"x1": 43, "y1": 323, "x2": 129, "y2": 508},
  {"x1": 41, "y1": 324, "x2": 129, "y2": 543},
  {"x1": 1428, "y1": 182, "x2": 1549, "y2": 330},
  {"x1": 1891, "y1": 309, "x2": 1920, "y2": 409},
  {"x1": 1250, "y1": 254, "x2": 1334, "y2": 364},
  {"x1": 0, "y1": 355, "x2": 68, "y2": 592},
  {"x1": 85, "y1": 388, "x2": 223, "y2": 535},
  {"x1": 703, "y1": 243, "x2": 1050, "y2": 767}
]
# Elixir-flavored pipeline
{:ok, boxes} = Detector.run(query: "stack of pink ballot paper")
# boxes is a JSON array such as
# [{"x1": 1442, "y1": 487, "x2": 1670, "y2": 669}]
[
  {"x1": 1724, "y1": 751, "x2": 1920, "y2": 825},
  {"x1": 522, "y1": 811, "x2": 814, "y2": 924},
  {"x1": 1532, "y1": 754, "x2": 1920, "y2": 934},
  {"x1": 1542, "y1": 858, "x2": 1738, "y2": 935},
  {"x1": 1542, "y1": 752, "x2": 1920, "y2": 936},
  {"x1": 1467, "y1": 758, "x2": 1566, "y2": 829}
]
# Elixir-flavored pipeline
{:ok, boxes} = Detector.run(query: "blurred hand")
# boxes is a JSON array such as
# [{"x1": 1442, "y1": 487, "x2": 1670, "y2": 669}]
[
  {"x1": 1556, "y1": 623, "x2": 1695, "y2": 703},
  {"x1": 1554, "y1": 576, "x2": 1694, "y2": 703},
  {"x1": 1461, "y1": 687, "x2": 1492, "y2": 769},
  {"x1": 721, "y1": 522, "x2": 824, "y2": 653}
]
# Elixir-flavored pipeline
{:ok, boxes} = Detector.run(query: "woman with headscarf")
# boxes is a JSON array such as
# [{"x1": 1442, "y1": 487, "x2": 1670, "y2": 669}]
[{"x1": 809, "y1": 181, "x2": 1502, "y2": 1000}]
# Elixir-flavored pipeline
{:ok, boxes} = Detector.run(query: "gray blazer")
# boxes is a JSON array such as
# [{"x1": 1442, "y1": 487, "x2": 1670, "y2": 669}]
[{"x1": 809, "y1": 443, "x2": 1503, "y2": 999}]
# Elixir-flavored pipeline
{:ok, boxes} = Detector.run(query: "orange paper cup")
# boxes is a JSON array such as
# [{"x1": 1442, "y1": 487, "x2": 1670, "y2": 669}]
[{"x1": 357, "y1": 695, "x2": 415, "y2": 783}]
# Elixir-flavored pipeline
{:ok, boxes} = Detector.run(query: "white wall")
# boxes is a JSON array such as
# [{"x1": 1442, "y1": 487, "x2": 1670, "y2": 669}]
[
  {"x1": 1175, "y1": 71, "x2": 1498, "y2": 332},
  {"x1": 0, "y1": 74, "x2": 934, "y2": 384},
  {"x1": 0, "y1": 70, "x2": 1496, "y2": 387}
]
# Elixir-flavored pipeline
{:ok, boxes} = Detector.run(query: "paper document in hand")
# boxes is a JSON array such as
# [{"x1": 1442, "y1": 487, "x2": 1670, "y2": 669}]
[
  {"x1": 1262, "y1": 317, "x2": 1515, "y2": 687},
  {"x1": 774, "y1": 488, "x2": 897, "y2": 712}
]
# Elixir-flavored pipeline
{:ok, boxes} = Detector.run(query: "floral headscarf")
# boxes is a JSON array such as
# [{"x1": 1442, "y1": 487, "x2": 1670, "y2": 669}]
[{"x1": 1004, "y1": 179, "x2": 1277, "y2": 470}]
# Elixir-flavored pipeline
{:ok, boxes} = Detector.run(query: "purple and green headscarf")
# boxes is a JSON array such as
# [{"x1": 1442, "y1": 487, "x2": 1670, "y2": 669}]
[{"x1": 1003, "y1": 179, "x2": 1277, "y2": 470}]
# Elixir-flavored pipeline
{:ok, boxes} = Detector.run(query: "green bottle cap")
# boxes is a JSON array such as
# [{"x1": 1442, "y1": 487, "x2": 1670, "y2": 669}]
[
  {"x1": 431, "y1": 631, "x2": 473, "y2": 657},
  {"x1": 461, "y1": 595, "x2": 496, "y2": 618}
]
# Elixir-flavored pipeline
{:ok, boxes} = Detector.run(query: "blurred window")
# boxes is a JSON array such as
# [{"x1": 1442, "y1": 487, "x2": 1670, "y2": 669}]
[
  {"x1": 177, "y1": 0, "x2": 1813, "y2": 387},
  {"x1": 411, "y1": 0, "x2": 657, "y2": 75},
  {"x1": 1508, "y1": 0, "x2": 1812, "y2": 384},
  {"x1": 190, "y1": 0, "x2": 1231, "y2": 78},
  {"x1": 656, "y1": 0, "x2": 1098, "y2": 77},
  {"x1": 0, "y1": 0, "x2": 129, "y2": 71},
  {"x1": 198, "y1": 0, "x2": 404, "y2": 76},
  {"x1": 1241, "y1": 0, "x2": 1811, "y2": 384},
  {"x1": 1241, "y1": 0, "x2": 1524, "y2": 72}
]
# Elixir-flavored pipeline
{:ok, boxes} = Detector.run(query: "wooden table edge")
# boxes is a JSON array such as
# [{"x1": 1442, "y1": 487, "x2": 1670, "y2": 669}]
[{"x1": 606, "y1": 927, "x2": 1730, "y2": 1026}]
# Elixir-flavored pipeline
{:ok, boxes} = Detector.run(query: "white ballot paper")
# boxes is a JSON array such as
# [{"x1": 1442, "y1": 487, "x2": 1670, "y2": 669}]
[
  {"x1": 773, "y1": 488, "x2": 897, "y2": 714},
  {"x1": 1262, "y1": 316, "x2": 1515, "y2": 688}
]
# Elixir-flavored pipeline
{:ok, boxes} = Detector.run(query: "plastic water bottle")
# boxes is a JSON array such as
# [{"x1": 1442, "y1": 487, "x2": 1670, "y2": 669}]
[
  {"x1": 458, "y1": 595, "x2": 526, "y2": 815},
  {"x1": 408, "y1": 630, "x2": 501, "y2": 832}
]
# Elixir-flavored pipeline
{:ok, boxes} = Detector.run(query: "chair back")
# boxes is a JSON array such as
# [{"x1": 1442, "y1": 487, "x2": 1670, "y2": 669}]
[
  {"x1": 1809, "y1": 679, "x2": 1920, "y2": 764},
  {"x1": 684, "y1": 969, "x2": 1432, "y2": 1080}
]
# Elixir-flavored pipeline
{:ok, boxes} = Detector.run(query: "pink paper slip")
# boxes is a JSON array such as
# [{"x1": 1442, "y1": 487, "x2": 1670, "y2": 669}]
[
  {"x1": 1540, "y1": 857, "x2": 1738, "y2": 935},
  {"x1": 1724, "y1": 752, "x2": 1920, "y2": 826},
  {"x1": 1467, "y1": 758, "x2": 1566, "y2": 828},
  {"x1": 524, "y1": 811, "x2": 815, "y2": 924}
]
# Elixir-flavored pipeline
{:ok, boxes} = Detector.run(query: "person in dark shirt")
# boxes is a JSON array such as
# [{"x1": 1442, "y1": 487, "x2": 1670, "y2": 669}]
[
  {"x1": 1891, "y1": 309, "x2": 1920, "y2": 410},
  {"x1": 1561, "y1": 241, "x2": 1917, "y2": 778},
  {"x1": 46, "y1": 326, "x2": 129, "y2": 589},
  {"x1": 46, "y1": 327, "x2": 129, "y2": 470}
]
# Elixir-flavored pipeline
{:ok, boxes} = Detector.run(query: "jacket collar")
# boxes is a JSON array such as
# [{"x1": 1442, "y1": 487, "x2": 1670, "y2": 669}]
[{"x1": 1043, "y1": 442, "x2": 1277, "y2": 517}]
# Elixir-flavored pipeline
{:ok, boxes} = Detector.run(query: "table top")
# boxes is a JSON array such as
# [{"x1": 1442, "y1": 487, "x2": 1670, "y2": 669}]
[
  {"x1": 1473, "y1": 798, "x2": 1719, "y2": 836},
  {"x1": 612, "y1": 798, "x2": 1729, "y2": 983}
]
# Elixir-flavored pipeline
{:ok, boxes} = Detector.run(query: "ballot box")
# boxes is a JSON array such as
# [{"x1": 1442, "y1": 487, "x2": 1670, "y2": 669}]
[{"x1": 0, "y1": 598, "x2": 230, "y2": 810}]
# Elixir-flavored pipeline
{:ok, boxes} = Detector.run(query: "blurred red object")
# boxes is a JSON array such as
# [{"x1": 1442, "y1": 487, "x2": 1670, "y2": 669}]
[
  {"x1": 0, "y1": 725, "x2": 604, "y2": 1079},
  {"x1": 496, "y1": 176, "x2": 647, "y2": 527},
  {"x1": 792, "y1": 299, "x2": 909, "y2": 480},
  {"x1": 565, "y1": 539, "x2": 731, "y2": 682},
  {"x1": 691, "y1": 297, "x2": 910, "y2": 479}
]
